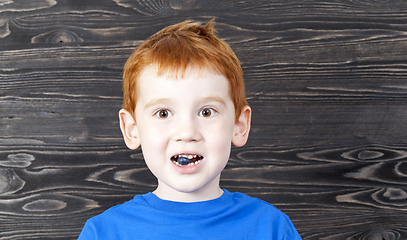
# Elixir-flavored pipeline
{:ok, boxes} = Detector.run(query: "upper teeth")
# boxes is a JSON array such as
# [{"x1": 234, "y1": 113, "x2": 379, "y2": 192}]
[{"x1": 179, "y1": 155, "x2": 196, "y2": 159}]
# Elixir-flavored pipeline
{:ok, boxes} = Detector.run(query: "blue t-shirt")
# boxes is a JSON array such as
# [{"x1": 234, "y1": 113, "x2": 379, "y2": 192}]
[{"x1": 78, "y1": 189, "x2": 302, "y2": 239}]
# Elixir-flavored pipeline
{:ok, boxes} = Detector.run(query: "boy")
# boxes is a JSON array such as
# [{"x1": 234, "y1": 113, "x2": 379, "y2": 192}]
[{"x1": 78, "y1": 20, "x2": 302, "y2": 239}]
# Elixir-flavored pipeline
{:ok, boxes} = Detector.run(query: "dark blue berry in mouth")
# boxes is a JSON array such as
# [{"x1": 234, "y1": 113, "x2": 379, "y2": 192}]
[{"x1": 178, "y1": 157, "x2": 190, "y2": 165}]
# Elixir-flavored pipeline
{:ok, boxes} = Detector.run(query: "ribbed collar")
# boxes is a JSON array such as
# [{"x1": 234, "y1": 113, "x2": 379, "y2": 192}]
[{"x1": 141, "y1": 189, "x2": 234, "y2": 215}]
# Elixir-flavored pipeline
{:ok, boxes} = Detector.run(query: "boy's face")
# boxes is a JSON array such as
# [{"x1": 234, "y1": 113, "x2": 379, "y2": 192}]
[{"x1": 119, "y1": 66, "x2": 251, "y2": 202}]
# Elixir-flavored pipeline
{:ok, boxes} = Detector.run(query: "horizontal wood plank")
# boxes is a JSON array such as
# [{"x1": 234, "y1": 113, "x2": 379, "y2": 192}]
[{"x1": 1, "y1": 0, "x2": 407, "y2": 239}]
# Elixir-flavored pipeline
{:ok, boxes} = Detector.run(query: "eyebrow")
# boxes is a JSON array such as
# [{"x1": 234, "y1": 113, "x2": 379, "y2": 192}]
[
  {"x1": 145, "y1": 98, "x2": 171, "y2": 108},
  {"x1": 144, "y1": 96, "x2": 226, "y2": 108},
  {"x1": 202, "y1": 96, "x2": 226, "y2": 105}
]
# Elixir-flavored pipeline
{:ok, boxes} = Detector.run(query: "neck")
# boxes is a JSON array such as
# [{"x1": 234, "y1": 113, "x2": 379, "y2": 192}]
[{"x1": 153, "y1": 177, "x2": 224, "y2": 203}]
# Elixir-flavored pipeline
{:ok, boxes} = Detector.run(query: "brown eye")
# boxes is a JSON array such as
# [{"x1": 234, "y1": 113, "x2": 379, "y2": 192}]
[
  {"x1": 200, "y1": 108, "x2": 216, "y2": 117},
  {"x1": 156, "y1": 110, "x2": 172, "y2": 118}
]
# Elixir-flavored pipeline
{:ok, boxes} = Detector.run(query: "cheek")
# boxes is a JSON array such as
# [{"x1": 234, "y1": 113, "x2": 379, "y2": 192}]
[
  {"x1": 140, "y1": 130, "x2": 166, "y2": 150},
  {"x1": 208, "y1": 126, "x2": 234, "y2": 157},
  {"x1": 139, "y1": 132, "x2": 168, "y2": 174},
  {"x1": 138, "y1": 124, "x2": 169, "y2": 156}
]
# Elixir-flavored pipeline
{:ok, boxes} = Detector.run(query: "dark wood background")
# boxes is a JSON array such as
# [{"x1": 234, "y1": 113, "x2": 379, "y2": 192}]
[{"x1": 1, "y1": 0, "x2": 407, "y2": 239}]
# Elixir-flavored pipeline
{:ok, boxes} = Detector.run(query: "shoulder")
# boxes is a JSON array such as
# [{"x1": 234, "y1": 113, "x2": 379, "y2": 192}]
[
  {"x1": 227, "y1": 191, "x2": 302, "y2": 239},
  {"x1": 229, "y1": 191, "x2": 296, "y2": 227},
  {"x1": 85, "y1": 194, "x2": 148, "y2": 224},
  {"x1": 230, "y1": 191, "x2": 284, "y2": 214},
  {"x1": 78, "y1": 194, "x2": 150, "y2": 239}
]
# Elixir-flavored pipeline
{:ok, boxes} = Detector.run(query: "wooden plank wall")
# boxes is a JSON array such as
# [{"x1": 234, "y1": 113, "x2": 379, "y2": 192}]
[{"x1": 1, "y1": 0, "x2": 407, "y2": 239}]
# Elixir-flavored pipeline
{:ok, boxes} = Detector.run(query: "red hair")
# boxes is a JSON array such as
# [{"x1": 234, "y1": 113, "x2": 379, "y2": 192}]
[{"x1": 122, "y1": 20, "x2": 248, "y2": 121}]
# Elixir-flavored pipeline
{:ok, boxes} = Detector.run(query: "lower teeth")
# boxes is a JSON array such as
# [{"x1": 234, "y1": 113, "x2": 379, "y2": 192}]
[{"x1": 173, "y1": 160, "x2": 201, "y2": 167}]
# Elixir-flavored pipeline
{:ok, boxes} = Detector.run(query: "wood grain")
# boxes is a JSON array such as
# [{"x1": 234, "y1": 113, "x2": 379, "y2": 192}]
[{"x1": 1, "y1": 0, "x2": 407, "y2": 239}]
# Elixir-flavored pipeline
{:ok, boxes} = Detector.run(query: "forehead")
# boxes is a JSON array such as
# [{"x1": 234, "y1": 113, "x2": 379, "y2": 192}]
[{"x1": 137, "y1": 65, "x2": 231, "y2": 97}]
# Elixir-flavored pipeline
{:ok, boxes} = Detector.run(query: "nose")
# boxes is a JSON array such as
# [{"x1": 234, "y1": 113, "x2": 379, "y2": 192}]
[{"x1": 172, "y1": 116, "x2": 202, "y2": 142}]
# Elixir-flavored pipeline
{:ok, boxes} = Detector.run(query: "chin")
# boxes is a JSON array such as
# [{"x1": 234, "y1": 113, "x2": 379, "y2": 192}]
[{"x1": 173, "y1": 185, "x2": 204, "y2": 194}]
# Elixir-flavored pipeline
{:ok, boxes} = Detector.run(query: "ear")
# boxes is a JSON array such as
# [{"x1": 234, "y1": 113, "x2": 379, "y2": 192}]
[
  {"x1": 119, "y1": 109, "x2": 141, "y2": 150},
  {"x1": 232, "y1": 106, "x2": 252, "y2": 147}
]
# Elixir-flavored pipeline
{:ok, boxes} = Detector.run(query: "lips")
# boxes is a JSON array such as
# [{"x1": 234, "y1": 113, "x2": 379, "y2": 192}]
[{"x1": 171, "y1": 154, "x2": 203, "y2": 167}]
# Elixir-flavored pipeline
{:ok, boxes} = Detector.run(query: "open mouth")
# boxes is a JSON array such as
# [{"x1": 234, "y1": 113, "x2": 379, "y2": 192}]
[{"x1": 171, "y1": 154, "x2": 203, "y2": 167}]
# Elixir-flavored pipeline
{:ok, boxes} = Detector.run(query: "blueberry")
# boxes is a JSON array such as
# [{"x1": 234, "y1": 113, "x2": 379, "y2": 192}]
[{"x1": 178, "y1": 157, "x2": 190, "y2": 165}]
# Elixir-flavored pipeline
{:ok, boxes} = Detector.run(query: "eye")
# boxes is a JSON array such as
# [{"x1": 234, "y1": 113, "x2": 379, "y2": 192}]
[
  {"x1": 199, "y1": 108, "x2": 216, "y2": 117},
  {"x1": 155, "y1": 109, "x2": 172, "y2": 118}
]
